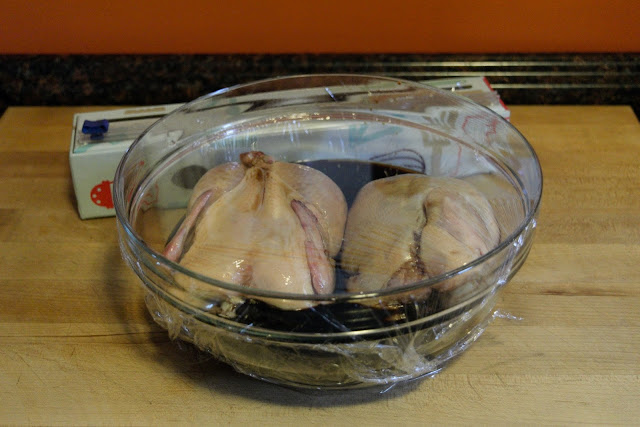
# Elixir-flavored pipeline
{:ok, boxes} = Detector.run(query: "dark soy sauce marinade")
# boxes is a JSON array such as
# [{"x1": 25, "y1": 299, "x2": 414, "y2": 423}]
[
  {"x1": 234, "y1": 159, "x2": 446, "y2": 335},
  {"x1": 301, "y1": 159, "x2": 411, "y2": 208}
]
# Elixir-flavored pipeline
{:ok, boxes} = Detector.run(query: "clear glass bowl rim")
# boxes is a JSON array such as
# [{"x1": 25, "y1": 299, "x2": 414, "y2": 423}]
[{"x1": 113, "y1": 73, "x2": 543, "y2": 304}]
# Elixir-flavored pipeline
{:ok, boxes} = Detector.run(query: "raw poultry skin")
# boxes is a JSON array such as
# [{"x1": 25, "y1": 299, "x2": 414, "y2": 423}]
[
  {"x1": 163, "y1": 151, "x2": 347, "y2": 306},
  {"x1": 341, "y1": 174, "x2": 500, "y2": 295}
]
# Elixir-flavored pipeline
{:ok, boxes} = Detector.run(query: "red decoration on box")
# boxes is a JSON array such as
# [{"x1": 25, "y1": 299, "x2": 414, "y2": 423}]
[{"x1": 90, "y1": 180, "x2": 113, "y2": 209}]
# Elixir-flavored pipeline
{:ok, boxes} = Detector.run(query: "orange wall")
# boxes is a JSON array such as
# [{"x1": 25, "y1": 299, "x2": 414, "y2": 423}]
[{"x1": 1, "y1": 0, "x2": 638, "y2": 54}]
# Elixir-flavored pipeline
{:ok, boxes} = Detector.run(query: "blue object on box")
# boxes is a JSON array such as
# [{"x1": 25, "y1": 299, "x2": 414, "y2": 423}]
[{"x1": 82, "y1": 119, "x2": 109, "y2": 140}]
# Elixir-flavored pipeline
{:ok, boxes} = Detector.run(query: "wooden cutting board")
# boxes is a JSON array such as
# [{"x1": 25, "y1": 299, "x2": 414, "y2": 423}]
[{"x1": 0, "y1": 106, "x2": 638, "y2": 424}]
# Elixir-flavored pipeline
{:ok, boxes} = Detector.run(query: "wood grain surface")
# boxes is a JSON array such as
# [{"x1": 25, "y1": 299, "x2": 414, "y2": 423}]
[{"x1": 1, "y1": 106, "x2": 639, "y2": 425}]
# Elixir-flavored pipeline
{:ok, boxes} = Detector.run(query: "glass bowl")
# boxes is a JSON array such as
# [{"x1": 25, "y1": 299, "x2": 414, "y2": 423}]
[{"x1": 114, "y1": 74, "x2": 542, "y2": 389}]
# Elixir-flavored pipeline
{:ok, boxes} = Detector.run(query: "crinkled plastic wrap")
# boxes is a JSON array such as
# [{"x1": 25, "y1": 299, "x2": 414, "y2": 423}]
[
  {"x1": 114, "y1": 75, "x2": 542, "y2": 389},
  {"x1": 143, "y1": 290, "x2": 498, "y2": 388}
]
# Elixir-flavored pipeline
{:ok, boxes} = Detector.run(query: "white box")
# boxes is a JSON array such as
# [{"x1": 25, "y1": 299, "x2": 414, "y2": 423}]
[
  {"x1": 69, "y1": 77, "x2": 510, "y2": 219},
  {"x1": 69, "y1": 104, "x2": 183, "y2": 219}
]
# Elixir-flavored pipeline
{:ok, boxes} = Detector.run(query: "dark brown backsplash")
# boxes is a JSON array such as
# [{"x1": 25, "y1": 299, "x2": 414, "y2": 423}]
[{"x1": 2, "y1": 53, "x2": 639, "y2": 117}]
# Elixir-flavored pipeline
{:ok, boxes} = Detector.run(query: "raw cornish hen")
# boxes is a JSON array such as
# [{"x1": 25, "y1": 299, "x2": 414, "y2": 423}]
[
  {"x1": 341, "y1": 174, "x2": 500, "y2": 295},
  {"x1": 163, "y1": 151, "x2": 347, "y2": 308}
]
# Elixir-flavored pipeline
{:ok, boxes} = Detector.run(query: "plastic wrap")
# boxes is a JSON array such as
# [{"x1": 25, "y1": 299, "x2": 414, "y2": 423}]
[
  {"x1": 114, "y1": 75, "x2": 542, "y2": 389},
  {"x1": 143, "y1": 289, "x2": 499, "y2": 388}
]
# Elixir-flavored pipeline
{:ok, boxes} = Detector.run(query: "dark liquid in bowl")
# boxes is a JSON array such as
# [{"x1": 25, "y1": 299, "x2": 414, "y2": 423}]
[{"x1": 300, "y1": 159, "x2": 414, "y2": 208}]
